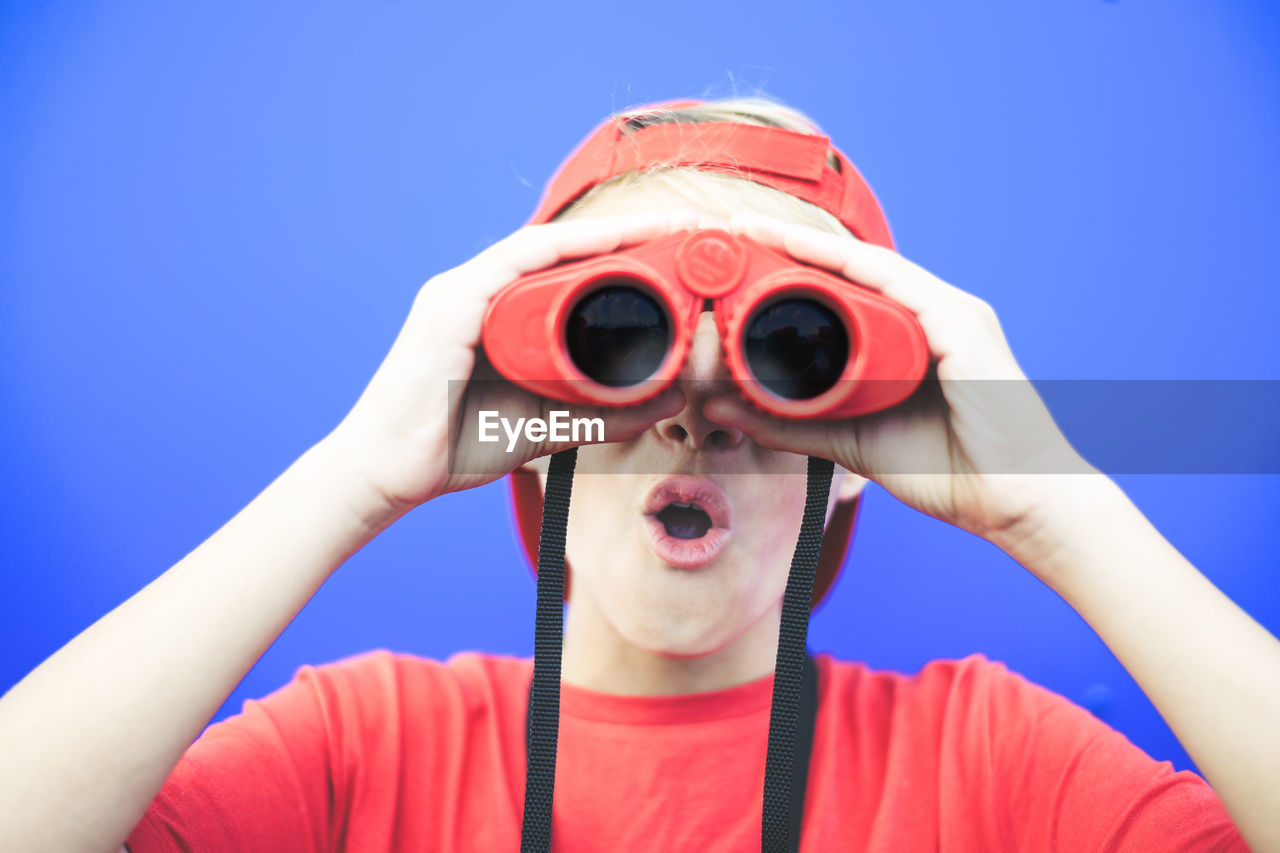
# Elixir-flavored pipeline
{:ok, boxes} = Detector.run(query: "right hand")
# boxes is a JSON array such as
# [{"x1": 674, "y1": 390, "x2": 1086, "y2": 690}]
[{"x1": 323, "y1": 209, "x2": 698, "y2": 518}]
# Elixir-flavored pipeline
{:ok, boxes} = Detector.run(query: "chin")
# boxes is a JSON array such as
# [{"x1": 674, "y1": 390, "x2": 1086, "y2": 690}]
[
  {"x1": 630, "y1": 634, "x2": 726, "y2": 660},
  {"x1": 619, "y1": 600, "x2": 742, "y2": 660}
]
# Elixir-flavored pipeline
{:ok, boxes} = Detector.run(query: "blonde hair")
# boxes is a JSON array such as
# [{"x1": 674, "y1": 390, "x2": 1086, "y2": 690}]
[{"x1": 552, "y1": 96, "x2": 856, "y2": 239}]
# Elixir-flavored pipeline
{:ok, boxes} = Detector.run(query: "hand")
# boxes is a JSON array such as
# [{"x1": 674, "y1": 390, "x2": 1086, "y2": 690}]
[
  {"x1": 704, "y1": 212, "x2": 1094, "y2": 554},
  {"x1": 323, "y1": 211, "x2": 697, "y2": 517}
]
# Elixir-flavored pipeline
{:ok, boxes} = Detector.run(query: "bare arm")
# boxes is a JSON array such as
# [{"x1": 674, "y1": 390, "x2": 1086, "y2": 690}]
[
  {"x1": 0, "y1": 211, "x2": 697, "y2": 853},
  {"x1": 0, "y1": 437, "x2": 404, "y2": 853},
  {"x1": 711, "y1": 213, "x2": 1276, "y2": 850},
  {"x1": 1002, "y1": 476, "x2": 1280, "y2": 853}
]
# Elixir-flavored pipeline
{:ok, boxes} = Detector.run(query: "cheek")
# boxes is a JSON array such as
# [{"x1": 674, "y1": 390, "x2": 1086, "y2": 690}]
[
  {"x1": 560, "y1": 468, "x2": 644, "y2": 587},
  {"x1": 759, "y1": 522, "x2": 798, "y2": 565},
  {"x1": 737, "y1": 475, "x2": 810, "y2": 557}
]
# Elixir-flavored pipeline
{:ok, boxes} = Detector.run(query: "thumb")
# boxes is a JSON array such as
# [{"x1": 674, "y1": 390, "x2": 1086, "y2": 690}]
[
  {"x1": 703, "y1": 393, "x2": 846, "y2": 466},
  {"x1": 517, "y1": 386, "x2": 688, "y2": 463}
]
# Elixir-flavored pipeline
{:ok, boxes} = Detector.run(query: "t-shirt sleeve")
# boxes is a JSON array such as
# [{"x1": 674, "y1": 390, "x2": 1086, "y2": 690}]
[
  {"x1": 954, "y1": 655, "x2": 1249, "y2": 852},
  {"x1": 124, "y1": 659, "x2": 347, "y2": 853}
]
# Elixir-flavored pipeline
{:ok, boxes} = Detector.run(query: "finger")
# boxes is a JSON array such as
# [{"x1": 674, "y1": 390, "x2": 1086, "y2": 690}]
[
  {"x1": 450, "y1": 383, "x2": 688, "y2": 484},
  {"x1": 528, "y1": 386, "x2": 689, "y2": 461},
  {"x1": 701, "y1": 393, "x2": 849, "y2": 469},
  {"x1": 452, "y1": 208, "x2": 701, "y2": 302},
  {"x1": 414, "y1": 209, "x2": 701, "y2": 349},
  {"x1": 728, "y1": 212, "x2": 1023, "y2": 378},
  {"x1": 728, "y1": 211, "x2": 973, "y2": 314}
]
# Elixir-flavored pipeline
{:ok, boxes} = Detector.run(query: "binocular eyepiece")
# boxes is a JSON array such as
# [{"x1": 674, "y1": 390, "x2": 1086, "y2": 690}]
[{"x1": 565, "y1": 283, "x2": 850, "y2": 401}]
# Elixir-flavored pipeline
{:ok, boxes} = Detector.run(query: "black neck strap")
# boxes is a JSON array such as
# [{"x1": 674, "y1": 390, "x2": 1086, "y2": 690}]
[{"x1": 519, "y1": 450, "x2": 833, "y2": 853}]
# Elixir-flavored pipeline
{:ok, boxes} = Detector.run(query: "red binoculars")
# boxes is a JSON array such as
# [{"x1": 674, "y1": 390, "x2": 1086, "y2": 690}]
[{"x1": 482, "y1": 227, "x2": 929, "y2": 419}]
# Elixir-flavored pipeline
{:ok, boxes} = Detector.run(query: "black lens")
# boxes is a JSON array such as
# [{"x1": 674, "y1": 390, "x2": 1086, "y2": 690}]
[
  {"x1": 565, "y1": 281, "x2": 670, "y2": 387},
  {"x1": 743, "y1": 298, "x2": 849, "y2": 399}
]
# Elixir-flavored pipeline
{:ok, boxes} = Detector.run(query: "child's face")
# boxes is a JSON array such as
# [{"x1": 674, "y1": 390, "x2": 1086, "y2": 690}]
[{"x1": 520, "y1": 186, "x2": 866, "y2": 662}]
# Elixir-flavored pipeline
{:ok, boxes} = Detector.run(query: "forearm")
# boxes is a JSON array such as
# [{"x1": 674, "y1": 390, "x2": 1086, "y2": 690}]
[
  {"x1": 0, "y1": 437, "x2": 405, "y2": 853},
  {"x1": 1004, "y1": 476, "x2": 1280, "y2": 852}
]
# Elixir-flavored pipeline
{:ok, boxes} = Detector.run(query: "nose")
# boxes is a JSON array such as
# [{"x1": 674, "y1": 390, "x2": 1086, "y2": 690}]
[{"x1": 654, "y1": 310, "x2": 745, "y2": 450}]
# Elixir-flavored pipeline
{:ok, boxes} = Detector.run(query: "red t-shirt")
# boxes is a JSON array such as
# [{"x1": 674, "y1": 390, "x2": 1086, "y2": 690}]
[{"x1": 125, "y1": 650, "x2": 1247, "y2": 852}]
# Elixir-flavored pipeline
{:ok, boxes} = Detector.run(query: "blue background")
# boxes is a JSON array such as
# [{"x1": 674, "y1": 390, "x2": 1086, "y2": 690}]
[{"x1": 2, "y1": 0, "x2": 1277, "y2": 781}]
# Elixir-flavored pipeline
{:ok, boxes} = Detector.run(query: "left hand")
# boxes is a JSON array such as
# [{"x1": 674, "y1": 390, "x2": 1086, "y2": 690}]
[{"x1": 704, "y1": 212, "x2": 1095, "y2": 555}]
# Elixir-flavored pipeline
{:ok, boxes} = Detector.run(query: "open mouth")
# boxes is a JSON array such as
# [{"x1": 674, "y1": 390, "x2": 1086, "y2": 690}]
[
  {"x1": 655, "y1": 501, "x2": 714, "y2": 539},
  {"x1": 642, "y1": 477, "x2": 732, "y2": 569}
]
